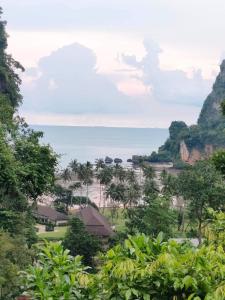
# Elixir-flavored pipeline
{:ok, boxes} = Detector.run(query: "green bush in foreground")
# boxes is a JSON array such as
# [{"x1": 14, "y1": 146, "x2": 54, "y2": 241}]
[{"x1": 21, "y1": 230, "x2": 225, "y2": 300}]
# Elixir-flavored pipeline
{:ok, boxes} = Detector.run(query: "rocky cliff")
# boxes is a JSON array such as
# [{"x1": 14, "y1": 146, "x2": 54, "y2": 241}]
[
  {"x1": 198, "y1": 60, "x2": 225, "y2": 127},
  {"x1": 150, "y1": 60, "x2": 225, "y2": 164}
]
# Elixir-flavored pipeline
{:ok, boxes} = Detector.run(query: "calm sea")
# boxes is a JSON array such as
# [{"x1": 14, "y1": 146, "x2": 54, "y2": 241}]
[{"x1": 31, "y1": 126, "x2": 169, "y2": 168}]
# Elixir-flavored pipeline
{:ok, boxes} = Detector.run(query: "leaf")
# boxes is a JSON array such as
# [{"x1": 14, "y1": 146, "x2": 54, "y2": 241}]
[{"x1": 125, "y1": 289, "x2": 132, "y2": 300}]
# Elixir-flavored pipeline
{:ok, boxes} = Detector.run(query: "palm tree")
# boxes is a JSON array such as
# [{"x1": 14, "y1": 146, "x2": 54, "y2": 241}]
[
  {"x1": 61, "y1": 168, "x2": 71, "y2": 183},
  {"x1": 143, "y1": 179, "x2": 159, "y2": 200},
  {"x1": 105, "y1": 183, "x2": 126, "y2": 207},
  {"x1": 79, "y1": 162, "x2": 93, "y2": 200},
  {"x1": 69, "y1": 159, "x2": 79, "y2": 177},
  {"x1": 125, "y1": 169, "x2": 142, "y2": 206},
  {"x1": 95, "y1": 158, "x2": 105, "y2": 171},
  {"x1": 68, "y1": 182, "x2": 82, "y2": 207},
  {"x1": 105, "y1": 182, "x2": 126, "y2": 220},
  {"x1": 113, "y1": 164, "x2": 126, "y2": 183},
  {"x1": 125, "y1": 182, "x2": 141, "y2": 208},
  {"x1": 54, "y1": 184, "x2": 73, "y2": 214},
  {"x1": 141, "y1": 164, "x2": 155, "y2": 180},
  {"x1": 95, "y1": 158, "x2": 105, "y2": 207},
  {"x1": 96, "y1": 166, "x2": 113, "y2": 208},
  {"x1": 126, "y1": 169, "x2": 137, "y2": 185}
]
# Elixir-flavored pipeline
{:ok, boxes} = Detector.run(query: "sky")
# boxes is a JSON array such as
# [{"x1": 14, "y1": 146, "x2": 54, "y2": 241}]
[{"x1": 1, "y1": 0, "x2": 225, "y2": 128}]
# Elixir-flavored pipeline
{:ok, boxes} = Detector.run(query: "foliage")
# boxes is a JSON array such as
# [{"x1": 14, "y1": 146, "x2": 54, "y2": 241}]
[
  {"x1": 21, "y1": 230, "x2": 225, "y2": 300},
  {"x1": 14, "y1": 125, "x2": 58, "y2": 201},
  {"x1": 0, "y1": 8, "x2": 24, "y2": 108},
  {"x1": 54, "y1": 184, "x2": 97, "y2": 213},
  {"x1": 212, "y1": 149, "x2": 225, "y2": 176},
  {"x1": 175, "y1": 160, "x2": 225, "y2": 243},
  {"x1": 20, "y1": 241, "x2": 96, "y2": 300},
  {"x1": 0, "y1": 231, "x2": 32, "y2": 300},
  {"x1": 0, "y1": 7, "x2": 58, "y2": 246},
  {"x1": 126, "y1": 196, "x2": 176, "y2": 238},
  {"x1": 205, "y1": 208, "x2": 225, "y2": 248},
  {"x1": 63, "y1": 217, "x2": 101, "y2": 267}
]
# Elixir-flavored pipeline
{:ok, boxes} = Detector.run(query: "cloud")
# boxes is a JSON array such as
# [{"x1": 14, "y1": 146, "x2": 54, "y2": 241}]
[
  {"x1": 21, "y1": 43, "x2": 140, "y2": 115},
  {"x1": 122, "y1": 39, "x2": 213, "y2": 107},
  {"x1": 20, "y1": 40, "x2": 215, "y2": 127}
]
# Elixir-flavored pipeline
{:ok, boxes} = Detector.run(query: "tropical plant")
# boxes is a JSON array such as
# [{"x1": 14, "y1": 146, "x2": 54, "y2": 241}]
[
  {"x1": 63, "y1": 217, "x2": 101, "y2": 267},
  {"x1": 61, "y1": 167, "x2": 72, "y2": 183},
  {"x1": 21, "y1": 228, "x2": 225, "y2": 300},
  {"x1": 69, "y1": 159, "x2": 79, "y2": 175},
  {"x1": 77, "y1": 162, "x2": 94, "y2": 198},
  {"x1": 175, "y1": 160, "x2": 225, "y2": 243},
  {"x1": 20, "y1": 241, "x2": 96, "y2": 300},
  {"x1": 0, "y1": 231, "x2": 32, "y2": 300},
  {"x1": 126, "y1": 195, "x2": 176, "y2": 238},
  {"x1": 96, "y1": 166, "x2": 113, "y2": 208}
]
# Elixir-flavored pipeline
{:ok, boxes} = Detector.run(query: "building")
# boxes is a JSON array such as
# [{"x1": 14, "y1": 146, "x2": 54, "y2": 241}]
[
  {"x1": 76, "y1": 206, "x2": 114, "y2": 238},
  {"x1": 33, "y1": 205, "x2": 69, "y2": 225}
]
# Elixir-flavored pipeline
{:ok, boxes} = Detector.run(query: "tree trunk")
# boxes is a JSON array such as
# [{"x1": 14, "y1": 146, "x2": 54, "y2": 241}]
[
  {"x1": 99, "y1": 183, "x2": 102, "y2": 208},
  {"x1": 86, "y1": 184, "x2": 89, "y2": 205},
  {"x1": 198, "y1": 219, "x2": 202, "y2": 245}
]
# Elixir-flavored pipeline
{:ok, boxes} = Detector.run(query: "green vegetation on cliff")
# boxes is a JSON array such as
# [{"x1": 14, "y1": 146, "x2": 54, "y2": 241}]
[{"x1": 150, "y1": 61, "x2": 225, "y2": 163}]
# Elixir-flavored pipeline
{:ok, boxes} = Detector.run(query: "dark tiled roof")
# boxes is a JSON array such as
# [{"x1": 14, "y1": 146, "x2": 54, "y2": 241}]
[
  {"x1": 34, "y1": 205, "x2": 68, "y2": 222},
  {"x1": 76, "y1": 206, "x2": 114, "y2": 237}
]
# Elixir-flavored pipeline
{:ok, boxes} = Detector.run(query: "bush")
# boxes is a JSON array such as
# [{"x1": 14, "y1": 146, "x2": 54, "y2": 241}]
[
  {"x1": 21, "y1": 231, "x2": 225, "y2": 299},
  {"x1": 63, "y1": 217, "x2": 101, "y2": 267}
]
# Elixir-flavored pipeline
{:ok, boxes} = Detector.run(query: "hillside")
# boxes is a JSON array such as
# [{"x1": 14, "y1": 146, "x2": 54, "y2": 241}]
[{"x1": 150, "y1": 60, "x2": 225, "y2": 164}]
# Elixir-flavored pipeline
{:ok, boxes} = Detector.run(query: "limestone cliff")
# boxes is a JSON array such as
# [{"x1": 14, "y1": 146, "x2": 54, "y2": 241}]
[
  {"x1": 180, "y1": 141, "x2": 214, "y2": 165},
  {"x1": 198, "y1": 60, "x2": 225, "y2": 127},
  {"x1": 150, "y1": 60, "x2": 225, "y2": 164}
]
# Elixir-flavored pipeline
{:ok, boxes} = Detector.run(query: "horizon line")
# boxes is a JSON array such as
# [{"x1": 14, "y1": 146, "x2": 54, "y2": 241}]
[{"x1": 30, "y1": 124, "x2": 169, "y2": 130}]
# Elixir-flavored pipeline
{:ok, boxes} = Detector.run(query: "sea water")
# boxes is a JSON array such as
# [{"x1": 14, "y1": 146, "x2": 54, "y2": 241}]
[{"x1": 32, "y1": 125, "x2": 169, "y2": 169}]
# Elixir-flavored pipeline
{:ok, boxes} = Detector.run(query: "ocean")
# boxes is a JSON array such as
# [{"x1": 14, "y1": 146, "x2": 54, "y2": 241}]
[{"x1": 32, "y1": 125, "x2": 169, "y2": 168}]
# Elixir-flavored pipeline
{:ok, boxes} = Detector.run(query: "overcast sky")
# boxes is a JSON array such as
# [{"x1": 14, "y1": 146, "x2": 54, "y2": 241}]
[{"x1": 2, "y1": 0, "x2": 225, "y2": 127}]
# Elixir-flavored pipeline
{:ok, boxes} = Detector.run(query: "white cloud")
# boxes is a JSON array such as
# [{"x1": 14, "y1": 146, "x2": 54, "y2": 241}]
[
  {"x1": 21, "y1": 43, "x2": 140, "y2": 115},
  {"x1": 122, "y1": 39, "x2": 213, "y2": 107},
  {"x1": 20, "y1": 40, "x2": 216, "y2": 127}
]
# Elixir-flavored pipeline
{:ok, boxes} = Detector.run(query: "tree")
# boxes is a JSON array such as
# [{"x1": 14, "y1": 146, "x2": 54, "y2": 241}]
[
  {"x1": 125, "y1": 181, "x2": 141, "y2": 207},
  {"x1": 113, "y1": 164, "x2": 126, "y2": 183},
  {"x1": 0, "y1": 231, "x2": 32, "y2": 300},
  {"x1": 169, "y1": 121, "x2": 188, "y2": 140},
  {"x1": 96, "y1": 166, "x2": 113, "y2": 208},
  {"x1": 176, "y1": 160, "x2": 225, "y2": 243},
  {"x1": 95, "y1": 159, "x2": 105, "y2": 207},
  {"x1": 95, "y1": 158, "x2": 105, "y2": 170},
  {"x1": 77, "y1": 162, "x2": 94, "y2": 198},
  {"x1": 63, "y1": 217, "x2": 101, "y2": 267},
  {"x1": 69, "y1": 159, "x2": 79, "y2": 174},
  {"x1": 0, "y1": 8, "x2": 60, "y2": 298},
  {"x1": 141, "y1": 164, "x2": 155, "y2": 180},
  {"x1": 126, "y1": 195, "x2": 176, "y2": 238},
  {"x1": 106, "y1": 183, "x2": 126, "y2": 207},
  {"x1": 54, "y1": 184, "x2": 73, "y2": 213},
  {"x1": 14, "y1": 126, "x2": 58, "y2": 201},
  {"x1": 61, "y1": 167, "x2": 71, "y2": 183},
  {"x1": 0, "y1": 7, "x2": 24, "y2": 108}
]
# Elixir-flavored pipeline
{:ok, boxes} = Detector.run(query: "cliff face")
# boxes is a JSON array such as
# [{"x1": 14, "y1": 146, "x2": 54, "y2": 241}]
[
  {"x1": 198, "y1": 61, "x2": 225, "y2": 127},
  {"x1": 151, "y1": 60, "x2": 225, "y2": 164},
  {"x1": 180, "y1": 141, "x2": 214, "y2": 164}
]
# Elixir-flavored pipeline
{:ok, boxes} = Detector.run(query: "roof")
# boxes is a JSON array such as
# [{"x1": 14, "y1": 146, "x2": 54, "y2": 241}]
[
  {"x1": 34, "y1": 205, "x2": 69, "y2": 222},
  {"x1": 76, "y1": 206, "x2": 114, "y2": 237}
]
